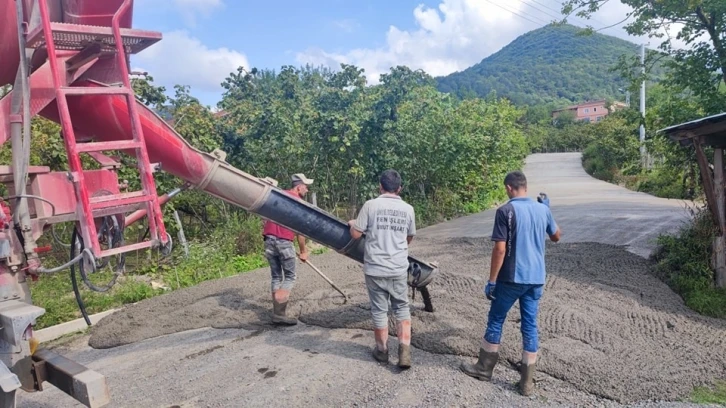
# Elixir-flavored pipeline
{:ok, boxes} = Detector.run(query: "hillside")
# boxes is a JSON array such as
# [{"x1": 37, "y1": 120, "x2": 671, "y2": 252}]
[{"x1": 437, "y1": 24, "x2": 659, "y2": 106}]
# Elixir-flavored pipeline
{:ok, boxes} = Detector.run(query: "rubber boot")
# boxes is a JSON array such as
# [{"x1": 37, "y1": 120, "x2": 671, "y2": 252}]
[
  {"x1": 519, "y1": 362, "x2": 536, "y2": 396},
  {"x1": 397, "y1": 320, "x2": 411, "y2": 369},
  {"x1": 459, "y1": 348, "x2": 499, "y2": 381},
  {"x1": 271, "y1": 290, "x2": 297, "y2": 326},
  {"x1": 372, "y1": 328, "x2": 389, "y2": 363}
]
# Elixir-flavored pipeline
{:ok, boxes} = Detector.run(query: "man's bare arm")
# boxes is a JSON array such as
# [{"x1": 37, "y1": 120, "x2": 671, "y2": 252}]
[
  {"x1": 348, "y1": 220, "x2": 363, "y2": 240},
  {"x1": 549, "y1": 227, "x2": 561, "y2": 243},
  {"x1": 489, "y1": 241, "x2": 506, "y2": 282},
  {"x1": 297, "y1": 235, "x2": 308, "y2": 261},
  {"x1": 407, "y1": 235, "x2": 414, "y2": 245}
]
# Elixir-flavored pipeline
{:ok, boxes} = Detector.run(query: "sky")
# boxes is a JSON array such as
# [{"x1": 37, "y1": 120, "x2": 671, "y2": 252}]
[{"x1": 130, "y1": 0, "x2": 653, "y2": 107}]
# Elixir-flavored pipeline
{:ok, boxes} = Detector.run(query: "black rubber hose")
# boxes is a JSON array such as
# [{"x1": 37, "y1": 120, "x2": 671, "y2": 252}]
[
  {"x1": 70, "y1": 227, "x2": 91, "y2": 326},
  {"x1": 73, "y1": 223, "x2": 120, "y2": 293},
  {"x1": 419, "y1": 287, "x2": 434, "y2": 313}
]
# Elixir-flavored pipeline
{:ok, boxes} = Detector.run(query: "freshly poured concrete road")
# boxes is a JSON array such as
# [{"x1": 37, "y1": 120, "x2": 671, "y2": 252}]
[
  {"x1": 18, "y1": 153, "x2": 699, "y2": 408},
  {"x1": 421, "y1": 153, "x2": 693, "y2": 257}
]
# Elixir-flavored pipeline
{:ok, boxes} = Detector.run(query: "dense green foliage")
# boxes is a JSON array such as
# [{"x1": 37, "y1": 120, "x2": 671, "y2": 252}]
[
  {"x1": 437, "y1": 24, "x2": 666, "y2": 106},
  {"x1": 219, "y1": 64, "x2": 528, "y2": 224}
]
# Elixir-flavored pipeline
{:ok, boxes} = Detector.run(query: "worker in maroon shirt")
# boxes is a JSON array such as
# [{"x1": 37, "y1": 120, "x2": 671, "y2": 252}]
[{"x1": 263, "y1": 173, "x2": 313, "y2": 325}]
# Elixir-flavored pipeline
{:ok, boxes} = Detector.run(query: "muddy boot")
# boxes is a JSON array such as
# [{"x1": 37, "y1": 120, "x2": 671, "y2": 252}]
[
  {"x1": 398, "y1": 344, "x2": 411, "y2": 369},
  {"x1": 271, "y1": 299, "x2": 297, "y2": 325},
  {"x1": 459, "y1": 348, "x2": 498, "y2": 381},
  {"x1": 372, "y1": 347, "x2": 388, "y2": 363},
  {"x1": 271, "y1": 291, "x2": 297, "y2": 326},
  {"x1": 372, "y1": 328, "x2": 389, "y2": 363},
  {"x1": 396, "y1": 320, "x2": 412, "y2": 369},
  {"x1": 519, "y1": 362, "x2": 536, "y2": 396}
]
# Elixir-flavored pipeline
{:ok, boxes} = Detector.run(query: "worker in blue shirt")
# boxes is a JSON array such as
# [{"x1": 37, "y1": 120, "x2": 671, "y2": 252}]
[{"x1": 459, "y1": 170, "x2": 561, "y2": 396}]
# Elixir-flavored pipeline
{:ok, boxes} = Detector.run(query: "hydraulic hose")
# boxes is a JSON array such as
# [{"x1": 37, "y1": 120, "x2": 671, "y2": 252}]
[
  {"x1": 70, "y1": 225, "x2": 116, "y2": 327},
  {"x1": 70, "y1": 239, "x2": 91, "y2": 326},
  {"x1": 70, "y1": 224, "x2": 121, "y2": 293},
  {"x1": 4, "y1": 195, "x2": 57, "y2": 216},
  {"x1": 36, "y1": 247, "x2": 93, "y2": 274}
]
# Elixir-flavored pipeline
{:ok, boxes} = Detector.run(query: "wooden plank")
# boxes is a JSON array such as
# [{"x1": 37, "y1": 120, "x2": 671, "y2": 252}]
[
  {"x1": 688, "y1": 121, "x2": 726, "y2": 138},
  {"x1": 714, "y1": 148, "x2": 726, "y2": 287},
  {"x1": 694, "y1": 138, "x2": 721, "y2": 233}
]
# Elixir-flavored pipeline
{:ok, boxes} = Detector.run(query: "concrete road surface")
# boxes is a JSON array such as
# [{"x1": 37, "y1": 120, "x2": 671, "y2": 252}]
[
  {"x1": 17, "y1": 153, "x2": 700, "y2": 408},
  {"x1": 421, "y1": 153, "x2": 694, "y2": 257}
]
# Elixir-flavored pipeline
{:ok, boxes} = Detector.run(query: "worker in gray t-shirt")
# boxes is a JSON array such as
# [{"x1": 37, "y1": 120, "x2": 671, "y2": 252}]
[{"x1": 348, "y1": 169, "x2": 416, "y2": 369}]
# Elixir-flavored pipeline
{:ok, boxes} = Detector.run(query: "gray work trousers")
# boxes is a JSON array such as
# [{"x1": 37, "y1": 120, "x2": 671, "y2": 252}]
[
  {"x1": 264, "y1": 235, "x2": 297, "y2": 292},
  {"x1": 365, "y1": 274, "x2": 410, "y2": 329}
]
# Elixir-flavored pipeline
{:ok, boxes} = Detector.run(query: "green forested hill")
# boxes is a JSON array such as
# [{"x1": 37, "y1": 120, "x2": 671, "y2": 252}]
[{"x1": 437, "y1": 24, "x2": 657, "y2": 106}]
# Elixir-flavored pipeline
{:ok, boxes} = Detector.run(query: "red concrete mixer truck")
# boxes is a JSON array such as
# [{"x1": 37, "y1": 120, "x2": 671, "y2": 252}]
[{"x1": 0, "y1": 1, "x2": 437, "y2": 406}]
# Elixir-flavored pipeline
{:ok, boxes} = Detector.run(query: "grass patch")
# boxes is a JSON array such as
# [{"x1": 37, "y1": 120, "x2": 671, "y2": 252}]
[
  {"x1": 28, "y1": 271, "x2": 162, "y2": 330},
  {"x1": 652, "y1": 206, "x2": 726, "y2": 318},
  {"x1": 692, "y1": 381, "x2": 726, "y2": 405}
]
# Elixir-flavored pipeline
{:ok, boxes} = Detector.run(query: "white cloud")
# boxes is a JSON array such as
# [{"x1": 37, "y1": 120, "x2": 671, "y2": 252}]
[
  {"x1": 133, "y1": 30, "x2": 249, "y2": 94},
  {"x1": 296, "y1": 0, "x2": 692, "y2": 84},
  {"x1": 297, "y1": 0, "x2": 551, "y2": 84}
]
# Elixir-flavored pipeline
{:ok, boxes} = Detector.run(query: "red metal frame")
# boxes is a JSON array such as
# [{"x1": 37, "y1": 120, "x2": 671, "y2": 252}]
[{"x1": 35, "y1": 0, "x2": 168, "y2": 257}]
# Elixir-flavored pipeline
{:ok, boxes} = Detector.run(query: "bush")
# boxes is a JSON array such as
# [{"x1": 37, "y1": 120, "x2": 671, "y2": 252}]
[
  {"x1": 652, "y1": 206, "x2": 726, "y2": 318},
  {"x1": 632, "y1": 167, "x2": 688, "y2": 199}
]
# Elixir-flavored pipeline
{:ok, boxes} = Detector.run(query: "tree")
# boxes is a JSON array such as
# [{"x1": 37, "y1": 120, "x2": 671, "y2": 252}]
[
  {"x1": 217, "y1": 62, "x2": 528, "y2": 224},
  {"x1": 561, "y1": 0, "x2": 726, "y2": 110},
  {"x1": 553, "y1": 109, "x2": 577, "y2": 128},
  {"x1": 131, "y1": 73, "x2": 167, "y2": 109}
]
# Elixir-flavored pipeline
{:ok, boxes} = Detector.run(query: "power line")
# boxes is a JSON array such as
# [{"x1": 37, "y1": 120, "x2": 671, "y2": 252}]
[
  {"x1": 519, "y1": 0, "x2": 562, "y2": 21},
  {"x1": 483, "y1": 0, "x2": 549, "y2": 25},
  {"x1": 550, "y1": 0, "x2": 609, "y2": 27},
  {"x1": 527, "y1": 0, "x2": 562, "y2": 15}
]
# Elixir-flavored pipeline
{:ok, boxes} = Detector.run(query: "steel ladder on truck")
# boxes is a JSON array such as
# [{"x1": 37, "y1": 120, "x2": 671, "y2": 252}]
[{"x1": 28, "y1": 0, "x2": 170, "y2": 261}]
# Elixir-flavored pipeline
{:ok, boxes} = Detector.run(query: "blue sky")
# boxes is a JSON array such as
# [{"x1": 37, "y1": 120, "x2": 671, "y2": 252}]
[{"x1": 130, "y1": 0, "x2": 643, "y2": 106}]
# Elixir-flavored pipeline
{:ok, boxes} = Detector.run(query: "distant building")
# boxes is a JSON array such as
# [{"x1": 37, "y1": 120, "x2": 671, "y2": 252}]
[{"x1": 551, "y1": 100, "x2": 627, "y2": 123}]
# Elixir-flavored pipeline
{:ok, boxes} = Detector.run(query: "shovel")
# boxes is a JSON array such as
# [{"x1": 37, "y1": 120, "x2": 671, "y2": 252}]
[{"x1": 301, "y1": 257, "x2": 349, "y2": 303}]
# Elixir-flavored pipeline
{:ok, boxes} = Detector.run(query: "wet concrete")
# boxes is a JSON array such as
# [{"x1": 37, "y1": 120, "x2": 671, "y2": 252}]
[{"x1": 19, "y1": 153, "x2": 714, "y2": 407}]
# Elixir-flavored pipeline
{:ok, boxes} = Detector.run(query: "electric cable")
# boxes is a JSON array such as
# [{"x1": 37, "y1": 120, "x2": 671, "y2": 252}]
[{"x1": 3, "y1": 195, "x2": 57, "y2": 216}]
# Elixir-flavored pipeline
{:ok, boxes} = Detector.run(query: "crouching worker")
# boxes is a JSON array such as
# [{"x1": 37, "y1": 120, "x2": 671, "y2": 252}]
[
  {"x1": 460, "y1": 171, "x2": 560, "y2": 396},
  {"x1": 349, "y1": 169, "x2": 416, "y2": 369},
  {"x1": 262, "y1": 173, "x2": 313, "y2": 325}
]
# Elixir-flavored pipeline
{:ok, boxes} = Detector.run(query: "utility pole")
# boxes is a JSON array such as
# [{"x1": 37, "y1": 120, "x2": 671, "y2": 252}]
[{"x1": 639, "y1": 43, "x2": 647, "y2": 167}]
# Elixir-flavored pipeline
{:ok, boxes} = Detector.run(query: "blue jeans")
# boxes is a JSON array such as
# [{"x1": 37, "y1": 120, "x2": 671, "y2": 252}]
[{"x1": 484, "y1": 282, "x2": 544, "y2": 353}]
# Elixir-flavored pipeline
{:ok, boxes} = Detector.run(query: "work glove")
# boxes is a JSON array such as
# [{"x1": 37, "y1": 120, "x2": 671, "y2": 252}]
[
  {"x1": 484, "y1": 281, "x2": 496, "y2": 301},
  {"x1": 537, "y1": 192, "x2": 550, "y2": 207}
]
